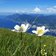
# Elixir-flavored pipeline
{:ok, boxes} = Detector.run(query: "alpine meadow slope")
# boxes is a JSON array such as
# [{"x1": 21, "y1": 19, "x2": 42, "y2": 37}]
[{"x1": 0, "y1": 28, "x2": 56, "y2": 56}]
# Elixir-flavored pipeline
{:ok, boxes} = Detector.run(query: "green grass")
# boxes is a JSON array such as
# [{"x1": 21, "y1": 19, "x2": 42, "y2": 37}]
[{"x1": 0, "y1": 28, "x2": 56, "y2": 56}]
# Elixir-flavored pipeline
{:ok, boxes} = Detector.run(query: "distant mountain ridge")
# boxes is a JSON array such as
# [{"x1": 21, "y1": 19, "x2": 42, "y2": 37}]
[{"x1": 1, "y1": 13, "x2": 56, "y2": 28}]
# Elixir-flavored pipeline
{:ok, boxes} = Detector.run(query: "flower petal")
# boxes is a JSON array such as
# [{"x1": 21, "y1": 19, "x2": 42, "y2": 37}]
[
  {"x1": 32, "y1": 30, "x2": 37, "y2": 34},
  {"x1": 14, "y1": 25, "x2": 20, "y2": 30},
  {"x1": 37, "y1": 26, "x2": 45, "y2": 31},
  {"x1": 42, "y1": 26, "x2": 45, "y2": 29},
  {"x1": 38, "y1": 33, "x2": 44, "y2": 36},
  {"x1": 45, "y1": 29, "x2": 49, "y2": 33},
  {"x1": 21, "y1": 24, "x2": 25, "y2": 27},
  {"x1": 37, "y1": 27, "x2": 41, "y2": 30},
  {"x1": 11, "y1": 29, "x2": 15, "y2": 32},
  {"x1": 21, "y1": 24, "x2": 26, "y2": 32},
  {"x1": 25, "y1": 24, "x2": 29, "y2": 29},
  {"x1": 21, "y1": 24, "x2": 29, "y2": 32},
  {"x1": 24, "y1": 24, "x2": 29, "y2": 32}
]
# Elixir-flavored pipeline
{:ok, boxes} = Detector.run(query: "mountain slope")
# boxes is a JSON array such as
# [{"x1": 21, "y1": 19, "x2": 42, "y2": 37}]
[
  {"x1": 0, "y1": 14, "x2": 56, "y2": 28},
  {"x1": 2, "y1": 14, "x2": 56, "y2": 28},
  {"x1": 0, "y1": 28, "x2": 56, "y2": 56}
]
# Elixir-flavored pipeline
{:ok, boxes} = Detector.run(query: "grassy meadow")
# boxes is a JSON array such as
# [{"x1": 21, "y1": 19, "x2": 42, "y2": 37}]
[{"x1": 0, "y1": 28, "x2": 56, "y2": 56}]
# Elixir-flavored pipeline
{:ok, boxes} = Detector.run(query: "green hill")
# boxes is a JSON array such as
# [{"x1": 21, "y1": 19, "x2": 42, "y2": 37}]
[{"x1": 0, "y1": 29, "x2": 56, "y2": 56}]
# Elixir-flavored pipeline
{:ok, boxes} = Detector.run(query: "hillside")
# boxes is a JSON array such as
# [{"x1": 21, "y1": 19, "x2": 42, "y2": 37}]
[
  {"x1": 0, "y1": 14, "x2": 56, "y2": 29},
  {"x1": 0, "y1": 28, "x2": 56, "y2": 56}
]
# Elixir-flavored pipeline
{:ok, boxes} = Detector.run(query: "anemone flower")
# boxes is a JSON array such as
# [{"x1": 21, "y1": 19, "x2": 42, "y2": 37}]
[
  {"x1": 32, "y1": 26, "x2": 49, "y2": 55},
  {"x1": 32, "y1": 26, "x2": 49, "y2": 36},
  {"x1": 12, "y1": 23, "x2": 29, "y2": 32},
  {"x1": 12, "y1": 23, "x2": 29, "y2": 40}
]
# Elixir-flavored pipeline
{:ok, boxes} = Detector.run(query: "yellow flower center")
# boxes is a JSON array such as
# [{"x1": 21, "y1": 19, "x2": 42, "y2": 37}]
[
  {"x1": 37, "y1": 29, "x2": 44, "y2": 34},
  {"x1": 19, "y1": 26, "x2": 24, "y2": 32}
]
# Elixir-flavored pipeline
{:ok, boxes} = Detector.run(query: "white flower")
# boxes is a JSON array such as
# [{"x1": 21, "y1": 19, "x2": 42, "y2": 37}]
[
  {"x1": 14, "y1": 25, "x2": 20, "y2": 31},
  {"x1": 12, "y1": 24, "x2": 29, "y2": 32},
  {"x1": 32, "y1": 26, "x2": 49, "y2": 36}
]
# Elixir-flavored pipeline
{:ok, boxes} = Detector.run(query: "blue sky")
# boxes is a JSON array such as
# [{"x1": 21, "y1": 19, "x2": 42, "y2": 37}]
[{"x1": 0, "y1": 0, "x2": 56, "y2": 14}]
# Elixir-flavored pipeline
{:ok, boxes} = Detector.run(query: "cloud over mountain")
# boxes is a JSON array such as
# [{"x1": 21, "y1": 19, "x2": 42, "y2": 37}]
[
  {"x1": 33, "y1": 7, "x2": 41, "y2": 13},
  {"x1": 32, "y1": 6, "x2": 56, "y2": 14}
]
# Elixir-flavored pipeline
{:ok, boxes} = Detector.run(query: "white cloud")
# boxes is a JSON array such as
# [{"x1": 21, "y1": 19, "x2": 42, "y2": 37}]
[
  {"x1": 33, "y1": 7, "x2": 41, "y2": 13},
  {"x1": 46, "y1": 7, "x2": 56, "y2": 14},
  {"x1": 53, "y1": 6, "x2": 56, "y2": 8},
  {"x1": 32, "y1": 6, "x2": 56, "y2": 14},
  {"x1": 6, "y1": 6, "x2": 56, "y2": 14}
]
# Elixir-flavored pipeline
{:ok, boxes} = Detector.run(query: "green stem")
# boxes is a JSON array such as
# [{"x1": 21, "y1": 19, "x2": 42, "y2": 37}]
[
  {"x1": 52, "y1": 39, "x2": 54, "y2": 56},
  {"x1": 39, "y1": 36, "x2": 41, "y2": 56},
  {"x1": 21, "y1": 32, "x2": 22, "y2": 40}
]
